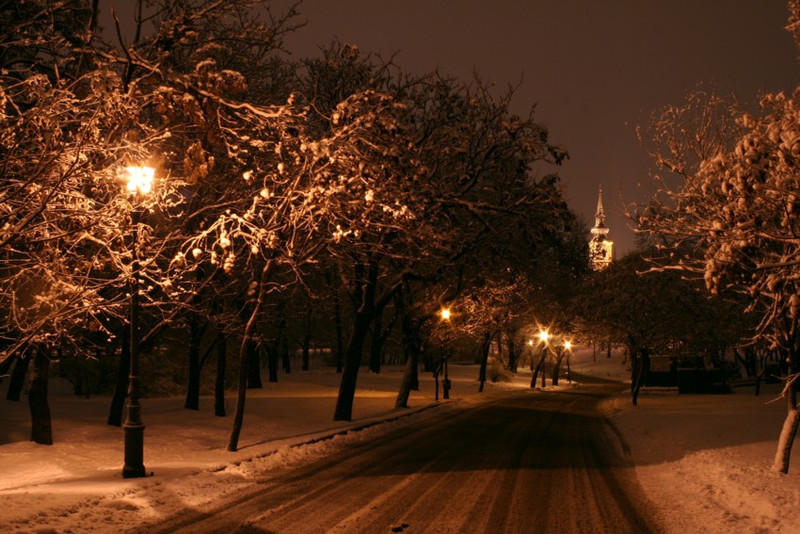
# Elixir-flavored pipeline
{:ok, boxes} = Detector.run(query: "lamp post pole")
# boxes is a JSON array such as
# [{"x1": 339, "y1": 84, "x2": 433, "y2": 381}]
[
  {"x1": 565, "y1": 340, "x2": 572, "y2": 384},
  {"x1": 540, "y1": 330, "x2": 549, "y2": 389},
  {"x1": 122, "y1": 166, "x2": 153, "y2": 479},
  {"x1": 440, "y1": 308, "x2": 451, "y2": 400},
  {"x1": 123, "y1": 206, "x2": 146, "y2": 478}
]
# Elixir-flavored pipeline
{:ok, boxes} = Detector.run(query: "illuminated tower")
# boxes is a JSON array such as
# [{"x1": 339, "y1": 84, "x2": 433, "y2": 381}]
[{"x1": 589, "y1": 186, "x2": 614, "y2": 271}]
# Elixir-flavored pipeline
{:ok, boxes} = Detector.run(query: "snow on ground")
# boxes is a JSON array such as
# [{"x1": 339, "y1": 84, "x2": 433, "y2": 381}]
[{"x1": 2, "y1": 350, "x2": 800, "y2": 533}]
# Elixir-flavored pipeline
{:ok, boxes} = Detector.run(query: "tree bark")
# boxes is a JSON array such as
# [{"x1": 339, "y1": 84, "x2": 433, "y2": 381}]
[
  {"x1": 267, "y1": 346, "x2": 279, "y2": 383},
  {"x1": 368, "y1": 308, "x2": 384, "y2": 374},
  {"x1": 396, "y1": 288, "x2": 419, "y2": 391},
  {"x1": 228, "y1": 262, "x2": 272, "y2": 452},
  {"x1": 334, "y1": 312, "x2": 371, "y2": 420},
  {"x1": 478, "y1": 332, "x2": 492, "y2": 393},
  {"x1": 6, "y1": 351, "x2": 31, "y2": 401},
  {"x1": 280, "y1": 338, "x2": 291, "y2": 374},
  {"x1": 108, "y1": 328, "x2": 130, "y2": 426},
  {"x1": 395, "y1": 347, "x2": 419, "y2": 408},
  {"x1": 246, "y1": 341, "x2": 263, "y2": 389},
  {"x1": 301, "y1": 333, "x2": 310, "y2": 371},
  {"x1": 184, "y1": 314, "x2": 202, "y2": 410},
  {"x1": 215, "y1": 333, "x2": 227, "y2": 417},
  {"x1": 28, "y1": 346, "x2": 52, "y2": 445},
  {"x1": 507, "y1": 336, "x2": 519, "y2": 374},
  {"x1": 531, "y1": 347, "x2": 547, "y2": 388},
  {"x1": 552, "y1": 348, "x2": 566, "y2": 386},
  {"x1": 773, "y1": 351, "x2": 800, "y2": 473},
  {"x1": 334, "y1": 261, "x2": 393, "y2": 421},
  {"x1": 326, "y1": 267, "x2": 345, "y2": 374}
]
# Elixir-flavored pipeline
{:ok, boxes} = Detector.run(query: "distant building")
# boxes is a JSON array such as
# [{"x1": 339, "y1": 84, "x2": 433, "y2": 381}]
[{"x1": 589, "y1": 186, "x2": 614, "y2": 271}]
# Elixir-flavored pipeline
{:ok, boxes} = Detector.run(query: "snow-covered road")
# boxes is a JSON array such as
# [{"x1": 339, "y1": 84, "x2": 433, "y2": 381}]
[{"x1": 151, "y1": 381, "x2": 656, "y2": 533}]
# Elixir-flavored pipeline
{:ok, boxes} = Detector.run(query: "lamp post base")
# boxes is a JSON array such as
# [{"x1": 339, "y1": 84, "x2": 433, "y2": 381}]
[{"x1": 122, "y1": 422, "x2": 146, "y2": 478}]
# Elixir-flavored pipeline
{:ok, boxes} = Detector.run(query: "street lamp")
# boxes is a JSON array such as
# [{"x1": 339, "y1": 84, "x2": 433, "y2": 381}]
[
  {"x1": 439, "y1": 307, "x2": 451, "y2": 400},
  {"x1": 538, "y1": 329, "x2": 550, "y2": 344},
  {"x1": 538, "y1": 329, "x2": 550, "y2": 388},
  {"x1": 122, "y1": 165, "x2": 154, "y2": 479}
]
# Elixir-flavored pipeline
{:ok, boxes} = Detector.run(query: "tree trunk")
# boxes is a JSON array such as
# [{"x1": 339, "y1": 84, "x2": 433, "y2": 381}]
[
  {"x1": 246, "y1": 341, "x2": 263, "y2": 389},
  {"x1": 773, "y1": 350, "x2": 800, "y2": 473},
  {"x1": 334, "y1": 261, "x2": 390, "y2": 422},
  {"x1": 276, "y1": 301, "x2": 290, "y2": 374},
  {"x1": 108, "y1": 328, "x2": 130, "y2": 426},
  {"x1": 326, "y1": 267, "x2": 345, "y2": 374},
  {"x1": 228, "y1": 262, "x2": 272, "y2": 452},
  {"x1": 6, "y1": 351, "x2": 31, "y2": 401},
  {"x1": 478, "y1": 332, "x2": 492, "y2": 393},
  {"x1": 267, "y1": 346, "x2": 279, "y2": 383},
  {"x1": 396, "y1": 289, "x2": 420, "y2": 391},
  {"x1": 280, "y1": 340, "x2": 291, "y2": 374},
  {"x1": 368, "y1": 308, "x2": 384, "y2": 374},
  {"x1": 215, "y1": 333, "x2": 227, "y2": 417},
  {"x1": 395, "y1": 348, "x2": 419, "y2": 408},
  {"x1": 507, "y1": 336, "x2": 519, "y2": 374},
  {"x1": 301, "y1": 333, "x2": 310, "y2": 371},
  {"x1": 334, "y1": 310, "x2": 371, "y2": 421},
  {"x1": 773, "y1": 396, "x2": 799, "y2": 474},
  {"x1": 531, "y1": 347, "x2": 547, "y2": 388},
  {"x1": 28, "y1": 346, "x2": 52, "y2": 445},
  {"x1": 184, "y1": 314, "x2": 202, "y2": 410},
  {"x1": 0, "y1": 353, "x2": 14, "y2": 379},
  {"x1": 552, "y1": 348, "x2": 566, "y2": 386}
]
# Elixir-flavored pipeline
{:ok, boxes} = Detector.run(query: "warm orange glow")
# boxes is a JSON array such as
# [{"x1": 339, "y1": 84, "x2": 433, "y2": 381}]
[
  {"x1": 564, "y1": 340, "x2": 572, "y2": 351},
  {"x1": 538, "y1": 330, "x2": 549, "y2": 343},
  {"x1": 440, "y1": 308, "x2": 451, "y2": 321},
  {"x1": 124, "y1": 166, "x2": 155, "y2": 195}
]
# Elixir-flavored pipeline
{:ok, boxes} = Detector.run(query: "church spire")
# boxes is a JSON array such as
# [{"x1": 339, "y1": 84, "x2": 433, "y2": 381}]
[
  {"x1": 591, "y1": 186, "x2": 609, "y2": 237},
  {"x1": 589, "y1": 185, "x2": 613, "y2": 270}
]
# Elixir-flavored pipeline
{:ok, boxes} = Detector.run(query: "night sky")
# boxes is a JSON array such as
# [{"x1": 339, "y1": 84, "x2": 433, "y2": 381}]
[{"x1": 277, "y1": 0, "x2": 800, "y2": 255}]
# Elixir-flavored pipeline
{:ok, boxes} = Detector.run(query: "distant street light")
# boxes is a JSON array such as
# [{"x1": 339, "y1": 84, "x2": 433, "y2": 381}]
[
  {"x1": 122, "y1": 165, "x2": 154, "y2": 479},
  {"x1": 538, "y1": 329, "x2": 550, "y2": 344},
  {"x1": 440, "y1": 308, "x2": 451, "y2": 400},
  {"x1": 538, "y1": 329, "x2": 550, "y2": 388}
]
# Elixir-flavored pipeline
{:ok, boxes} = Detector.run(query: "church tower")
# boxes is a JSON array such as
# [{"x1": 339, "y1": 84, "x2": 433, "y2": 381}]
[{"x1": 589, "y1": 186, "x2": 614, "y2": 271}]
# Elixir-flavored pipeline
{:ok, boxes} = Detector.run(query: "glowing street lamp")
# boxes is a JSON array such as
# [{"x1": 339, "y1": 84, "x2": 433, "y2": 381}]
[
  {"x1": 536, "y1": 329, "x2": 550, "y2": 388},
  {"x1": 122, "y1": 165, "x2": 154, "y2": 479},
  {"x1": 124, "y1": 166, "x2": 155, "y2": 195},
  {"x1": 538, "y1": 329, "x2": 550, "y2": 344},
  {"x1": 439, "y1": 307, "x2": 452, "y2": 400}
]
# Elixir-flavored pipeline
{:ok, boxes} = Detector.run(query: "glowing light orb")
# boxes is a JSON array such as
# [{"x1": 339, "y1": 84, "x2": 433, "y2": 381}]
[{"x1": 124, "y1": 166, "x2": 155, "y2": 195}]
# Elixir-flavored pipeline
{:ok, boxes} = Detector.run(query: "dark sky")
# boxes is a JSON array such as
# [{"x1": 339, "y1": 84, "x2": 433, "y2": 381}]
[{"x1": 277, "y1": 0, "x2": 800, "y2": 255}]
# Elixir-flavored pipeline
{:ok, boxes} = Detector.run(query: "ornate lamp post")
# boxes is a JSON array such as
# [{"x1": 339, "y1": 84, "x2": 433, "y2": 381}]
[{"x1": 122, "y1": 165, "x2": 154, "y2": 479}]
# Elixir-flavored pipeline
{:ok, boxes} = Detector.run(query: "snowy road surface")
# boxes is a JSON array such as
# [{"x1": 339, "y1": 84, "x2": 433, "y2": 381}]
[{"x1": 153, "y1": 382, "x2": 658, "y2": 533}]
